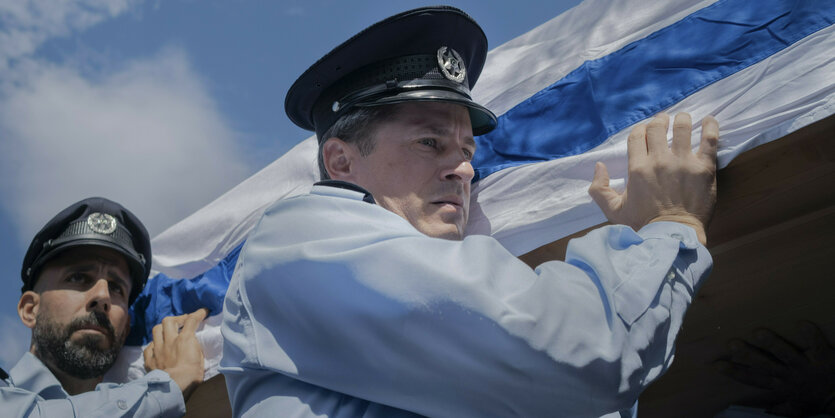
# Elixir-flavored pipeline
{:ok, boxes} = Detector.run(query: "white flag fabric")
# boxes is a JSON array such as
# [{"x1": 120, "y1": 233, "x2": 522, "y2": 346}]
[{"x1": 106, "y1": 0, "x2": 835, "y2": 382}]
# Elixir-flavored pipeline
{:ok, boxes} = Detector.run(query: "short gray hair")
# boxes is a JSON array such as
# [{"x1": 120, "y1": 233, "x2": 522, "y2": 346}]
[{"x1": 317, "y1": 105, "x2": 397, "y2": 180}]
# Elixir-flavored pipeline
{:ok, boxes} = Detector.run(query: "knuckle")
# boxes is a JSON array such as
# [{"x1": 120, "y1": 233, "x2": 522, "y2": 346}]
[
  {"x1": 647, "y1": 118, "x2": 665, "y2": 129},
  {"x1": 628, "y1": 124, "x2": 647, "y2": 139},
  {"x1": 650, "y1": 113, "x2": 670, "y2": 125},
  {"x1": 693, "y1": 164, "x2": 716, "y2": 179},
  {"x1": 673, "y1": 119, "x2": 691, "y2": 131},
  {"x1": 630, "y1": 165, "x2": 653, "y2": 179},
  {"x1": 654, "y1": 158, "x2": 675, "y2": 172}
]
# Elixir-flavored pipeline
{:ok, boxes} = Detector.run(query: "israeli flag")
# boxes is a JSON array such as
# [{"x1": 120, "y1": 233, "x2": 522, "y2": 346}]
[{"x1": 105, "y1": 0, "x2": 835, "y2": 382}]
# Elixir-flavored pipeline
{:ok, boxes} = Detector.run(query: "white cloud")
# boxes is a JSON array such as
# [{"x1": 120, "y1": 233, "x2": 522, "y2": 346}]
[
  {"x1": 0, "y1": 47, "x2": 253, "y2": 241},
  {"x1": 0, "y1": 0, "x2": 139, "y2": 71},
  {"x1": 0, "y1": 314, "x2": 29, "y2": 368}
]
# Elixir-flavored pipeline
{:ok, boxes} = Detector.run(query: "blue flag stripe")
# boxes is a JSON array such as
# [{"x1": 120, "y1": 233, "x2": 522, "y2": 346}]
[
  {"x1": 128, "y1": 242, "x2": 244, "y2": 345},
  {"x1": 472, "y1": 0, "x2": 835, "y2": 180}
]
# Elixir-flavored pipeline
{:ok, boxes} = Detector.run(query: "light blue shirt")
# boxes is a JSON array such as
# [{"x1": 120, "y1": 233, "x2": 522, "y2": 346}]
[
  {"x1": 220, "y1": 184, "x2": 712, "y2": 417},
  {"x1": 0, "y1": 352, "x2": 185, "y2": 417}
]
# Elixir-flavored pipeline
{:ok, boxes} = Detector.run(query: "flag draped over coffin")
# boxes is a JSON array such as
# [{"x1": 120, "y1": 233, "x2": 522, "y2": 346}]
[{"x1": 104, "y1": 0, "x2": 835, "y2": 382}]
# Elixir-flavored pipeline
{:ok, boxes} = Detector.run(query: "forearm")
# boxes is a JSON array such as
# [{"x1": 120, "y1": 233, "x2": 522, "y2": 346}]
[{"x1": 561, "y1": 221, "x2": 712, "y2": 397}]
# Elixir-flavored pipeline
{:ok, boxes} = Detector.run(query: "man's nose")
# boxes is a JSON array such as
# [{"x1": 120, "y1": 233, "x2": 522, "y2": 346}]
[
  {"x1": 86, "y1": 278, "x2": 111, "y2": 313},
  {"x1": 441, "y1": 153, "x2": 475, "y2": 183}
]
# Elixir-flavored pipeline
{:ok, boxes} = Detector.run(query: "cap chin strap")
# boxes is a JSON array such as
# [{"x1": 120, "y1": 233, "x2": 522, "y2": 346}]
[{"x1": 333, "y1": 77, "x2": 472, "y2": 114}]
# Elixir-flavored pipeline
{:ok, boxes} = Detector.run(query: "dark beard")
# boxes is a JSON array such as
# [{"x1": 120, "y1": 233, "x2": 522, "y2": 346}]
[{"x1": 33, "y1": 311, "x2": 125, "y2": 380}]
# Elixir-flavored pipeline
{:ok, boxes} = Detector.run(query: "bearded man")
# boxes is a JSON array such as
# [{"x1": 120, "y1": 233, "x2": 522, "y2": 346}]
[{"x1": 1, "y1": 197, "x2": 206, "y2": 417}]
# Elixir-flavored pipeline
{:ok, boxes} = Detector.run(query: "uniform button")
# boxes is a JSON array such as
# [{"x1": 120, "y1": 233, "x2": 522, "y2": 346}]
[
  {"x1": 117, "y1": 399, "x2": 128, "y2": 410},
  {"x1": 667, "y1": 270, "x2": 676, "y2": 281},
  {"x1": 671, "y1": 233, "x2": 684, "y2": 241}
]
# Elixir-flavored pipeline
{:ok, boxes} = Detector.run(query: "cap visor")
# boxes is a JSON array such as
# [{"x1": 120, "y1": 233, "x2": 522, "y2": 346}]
[{"x1": 356, "y1": 89, "x2": 497, "y2": 136}]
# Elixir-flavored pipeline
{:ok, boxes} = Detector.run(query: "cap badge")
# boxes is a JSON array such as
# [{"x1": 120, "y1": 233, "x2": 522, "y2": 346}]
[
  {"x1": 437, "y1": 46, "x2": 466, "y2": 83},
  {"x1": 87, "y1": 213, "x2": 117, "y2": 235}
]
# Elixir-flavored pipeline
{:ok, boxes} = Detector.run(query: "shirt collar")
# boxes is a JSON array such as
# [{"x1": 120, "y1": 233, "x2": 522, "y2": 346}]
[
  {"x1": 313, "y1": 180, "x2": 376, "y2": 204},
  {"x1": 9, "y1": 352, "x2": 70, "y2": 399}
]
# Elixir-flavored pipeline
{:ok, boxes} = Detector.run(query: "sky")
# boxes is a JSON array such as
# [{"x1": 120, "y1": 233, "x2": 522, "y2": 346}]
[{"x1": 0, "y1": 0, "x2": 584, "y2": 370}]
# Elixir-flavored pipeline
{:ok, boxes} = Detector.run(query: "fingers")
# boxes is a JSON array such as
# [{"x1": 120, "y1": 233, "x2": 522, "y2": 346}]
[
  {"x1": 151, "y1": 310, "x2": 209, "y2": 402},
  {"x1": 588, "y1": 162, "x2": 621, "y2": 217},
  {"x1": 143, "y1": 342, "x2": 156, "y2": 371},
  {"x1": 148, "y1": 308, "x2": 209, "y2": 369},
  {"x1": 715, "y1": 359, "x2": 780, "y2": 390},
  {"x1": 645, "y1": 113, "x2": 670, "y2": 155},
  {"x1": 751, "y1": 328, "x2": 807, "y2": 368},
  {"x1": 162, "y1": 315, "x2": 185, "y2": 353},
  {"x1": 798, "y1": 320, "x2": 832, "y2": 362},
  {"x1": 152, "y1": 322, "x2": 164, "y2": 353},
  {"x1": 697, "y1": 115, "x2": 719, "y2": 165},
  {"x1": 627, "y1": 123, "x2": 648, "y2": 167},
  {"x1": 799, "y1": 320, "x2": 829, "y2": 347},
  {"x1": 181, "y1": 308, "x2": 209, "y2": 335},
  {"x1": 671, "y1": 113, "x2": 692, "y2": 156},
  {"x1": 728, "y1": 339, "x2": 787, "y2": 377},
  {"x1": 589, "y1": 161, "x2": 610, "y2": 190}
]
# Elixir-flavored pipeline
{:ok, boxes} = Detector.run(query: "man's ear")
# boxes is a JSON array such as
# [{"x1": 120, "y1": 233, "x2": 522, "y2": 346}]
[
  {"x1": 18, "y1": 291, "x2": 39, "y2": 329},
  {"x1": 322, "y1": 137, "x2": 357, "y2": 181}
]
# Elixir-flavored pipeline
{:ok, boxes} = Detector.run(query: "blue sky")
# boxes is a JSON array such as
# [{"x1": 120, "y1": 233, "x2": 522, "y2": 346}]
[{"x1": 0, "y1": 0, "x2": 582, "y2": 370}]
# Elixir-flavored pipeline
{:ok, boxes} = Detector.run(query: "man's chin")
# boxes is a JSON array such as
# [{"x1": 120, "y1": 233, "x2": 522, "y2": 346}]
[
  {"x1": 33, "y1": 313, "x2": 125, "y2": 380},
  {"x1": 417, "y1": 221, "x2": 465, "y2": 240},
  {"x1": 72, "y1": 332, "x2": 113, "y2": 351}
]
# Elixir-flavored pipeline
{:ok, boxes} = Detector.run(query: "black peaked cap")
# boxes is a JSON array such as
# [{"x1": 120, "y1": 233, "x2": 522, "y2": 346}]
[
  {"x1": 21, "y1": 197, "x2": 152, "y2": 305},
  {"x1": 285, "y1": 6, "x2": 497, "y2": 139}
]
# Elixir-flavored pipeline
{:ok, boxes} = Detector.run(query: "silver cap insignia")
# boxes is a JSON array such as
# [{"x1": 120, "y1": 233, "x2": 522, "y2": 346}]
[
  {"x1": 437, "y1": 46, "x2": 466, "y2": 83},
  {"x1": 87, "y1": 213, "x2": 117, "y2": 235}
]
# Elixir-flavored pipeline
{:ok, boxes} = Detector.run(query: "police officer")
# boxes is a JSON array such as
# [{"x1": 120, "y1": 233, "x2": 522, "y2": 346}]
[
  {"x1": 221, "y1": 6, "x2": 718, "y2": 417},
  {"x1": 2, "y1": 197, "x2": 206, "y2": 417}
]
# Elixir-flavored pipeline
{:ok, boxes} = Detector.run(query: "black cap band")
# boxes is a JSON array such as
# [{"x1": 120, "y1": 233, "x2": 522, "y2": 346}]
[
  {"x1": 312, "y1": 53, "x2": 484, "y2": 139},
  {"x1": 26, "y1": 215, "x2": 144, "y2": 281}
]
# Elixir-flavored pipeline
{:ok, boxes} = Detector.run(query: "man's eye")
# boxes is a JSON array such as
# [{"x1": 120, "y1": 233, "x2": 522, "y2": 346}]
[
  {"x1": 463, "y1": 148, "x2": 474, "y2": 160},
  {"x1": 66, "y1": 273, "x2": 87, "y2": 283},
  {"x1": 109, "y1": 282, "x2": 125, "y2": 296},
  {"x1": 419, "y1": 138, "x2": 437, "y2": 148}
]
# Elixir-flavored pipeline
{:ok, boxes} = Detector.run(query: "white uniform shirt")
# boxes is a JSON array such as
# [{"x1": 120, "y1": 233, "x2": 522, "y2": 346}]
[
  {"x1": 220, "y1": 183, "x2": 712, "y2": 417},
  {"x1": 0, "y1": 352, "x2": 185, "y2": 417}
]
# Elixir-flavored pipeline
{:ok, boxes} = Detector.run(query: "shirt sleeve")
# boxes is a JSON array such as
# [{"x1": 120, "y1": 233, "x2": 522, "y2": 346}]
[
  {"x1": 0, "y1": 370, "x2": 186, "y2": 418},
  {"x1": 221, "y1": 195, "x2": 712, "y2": 417}
]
